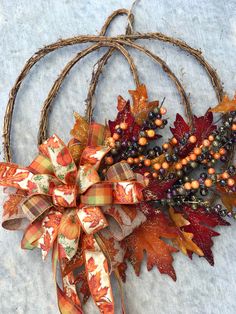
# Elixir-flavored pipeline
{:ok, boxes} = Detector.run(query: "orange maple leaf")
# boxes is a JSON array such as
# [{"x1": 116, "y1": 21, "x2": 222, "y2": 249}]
[
  {"x1": 124, "y1": 212, "x2": 178, "y2": 280},
  {"x1": 128, "y1": 85, "x2": 159, "y2": 125},
  {"x1": 210, "y1": 94, "x2": 236, "y2": 112}
]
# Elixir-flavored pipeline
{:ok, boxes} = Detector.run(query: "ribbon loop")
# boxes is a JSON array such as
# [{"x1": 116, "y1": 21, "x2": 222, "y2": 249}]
[{"x1": 77, "y1": 206, "x2": 108, "y2": 235}]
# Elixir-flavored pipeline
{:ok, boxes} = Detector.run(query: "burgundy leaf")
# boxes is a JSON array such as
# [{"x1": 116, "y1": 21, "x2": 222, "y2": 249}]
[
  {"x1": 182, "y1": 206, "x2": 229, "y2": 265},
  {"x1": 170, "y1": 113, "x2": 190, "y2": 141}
]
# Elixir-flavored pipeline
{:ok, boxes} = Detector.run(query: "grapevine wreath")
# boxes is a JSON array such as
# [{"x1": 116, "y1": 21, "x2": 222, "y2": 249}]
[{"x1": 1, "y1": 8, "x2": 236, "y2": 314}]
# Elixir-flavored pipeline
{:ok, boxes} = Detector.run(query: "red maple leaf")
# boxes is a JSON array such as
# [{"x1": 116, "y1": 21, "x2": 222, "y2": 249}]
[
  {"x1": 193, "y1": 111, "x2": 217, "y2": 144},
  {"x1": 143, "y1": 178, "x2": 177, "y2": 201},
  {"x1": 182, "y1": 206, "x2": 229, "y2": 265},
  {"x1": 108, "y1": 101, "x2": 140, "y2": 140},
  {"x1": 170, "y1": 111, "x2": 216, "y2": 157},
  {"x1": 170, "y1": 113, "x2": 190, "y2": 141},
  {"x1": 123, "y1": 212, "x2": 178, "y2": 280}
]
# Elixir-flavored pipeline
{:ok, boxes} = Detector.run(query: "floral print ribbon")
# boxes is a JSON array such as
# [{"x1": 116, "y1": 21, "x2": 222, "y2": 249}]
[{"x1": 0, "y1": 122, "x2": 146, "y2": 314}]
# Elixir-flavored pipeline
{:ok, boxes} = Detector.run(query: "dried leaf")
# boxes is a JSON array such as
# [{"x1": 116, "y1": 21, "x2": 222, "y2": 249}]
[
  {"x1": 211, "y1": 94, "x2": 236, "y2": 112},
  {"x1": 124, "y1": 212, "x2": 178, "y2": 280}
]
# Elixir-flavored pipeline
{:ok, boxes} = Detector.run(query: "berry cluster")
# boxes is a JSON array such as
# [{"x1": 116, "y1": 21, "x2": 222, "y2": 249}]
[{"x1": 106, "y1": 102, "x2": 236, "y2": 218}]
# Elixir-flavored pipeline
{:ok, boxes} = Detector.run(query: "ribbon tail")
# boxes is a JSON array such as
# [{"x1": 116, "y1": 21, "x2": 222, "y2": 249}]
[
  {"x1": 21, "y1": 220, "x2": 43, "y2": 250},
  {"x1": 57, "y1": 284, "x2": 83, "y2": 314},
  {"x1": 52, "y1": 237, "x2": 83, "y2": 314},
  {"x1": 83, "y1": 235, "x2": 115, "y2": 314}
]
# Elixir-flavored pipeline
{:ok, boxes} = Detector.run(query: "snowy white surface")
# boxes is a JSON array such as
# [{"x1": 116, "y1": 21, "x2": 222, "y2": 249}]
[{"x1": 0, "y1": 0, "x2": 236, "y2": 313}]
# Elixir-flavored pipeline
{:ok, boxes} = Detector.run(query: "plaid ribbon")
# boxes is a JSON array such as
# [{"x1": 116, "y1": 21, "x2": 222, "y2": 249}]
[
  {"x1": 106, "y1": 162, "x2": 135, "y2": 182},
  {"x1": 88, "y1": 122, "x2": 106, "y2": 146},
  {"x1": 28, "y1": 154, "x2": 54, "y2": 175},
  {"x1": 80, "y1": 182, "x2": 113, "y2": 205},
  {"x1": 21, "y1": 194, "x2": 53, "y2": 222}
]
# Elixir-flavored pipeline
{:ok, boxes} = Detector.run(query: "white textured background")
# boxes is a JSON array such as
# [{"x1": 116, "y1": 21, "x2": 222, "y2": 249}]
[{"x1": 0, "y1": 0, "x2": 236, "y2": 313}]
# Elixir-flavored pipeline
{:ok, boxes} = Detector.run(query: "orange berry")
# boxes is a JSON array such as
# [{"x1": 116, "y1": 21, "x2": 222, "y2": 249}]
[
  {"x1": 105, "y1": 156, "x2": 114, "y2": 165},
  {"x1": 190, "y1": 153, "x2": 197, "y2": 161},
  {"x1": 208, "y1": 168, "x2": 215, "y2": 175},
  {"x1": 214, "y1": 153, "x2": 220, "y2": 160},
  {"x1": 203, "y1": 139, "x2": 210, "y2": 147},
  {"x1": 155, "y1": 119, "x2": 163, "y2": 127},
  {"x1": 146, "y1": 129, "x2": 155, "y2": 138},
  {"x1": 219, "y1": 148, "x2": 226, "y2": 155},
  {"x1": 127, "y1": 157, "x2": 134, "y2": 164},
  {"x1": 171, "y1": 137, "x2": 178, "y2": 145},
  {"x1": 144, "y1": 172, "x2": 150, "y2": 177},
  {"x1": 208, "y1": 135, "x2": 214, "y2": 141},
  {"x1": 181, "y1": 159, "x2": 188, "y2": 165},
  {"x1": 227, "y1": 178, "x2": 235, "y2": 187},
  {"x1": 160, "y1": 107, "x2": 167, "y2": 115},
  {"x1": 191, "y1": 180, "x2": 200, "y2": 189},
  {"x1": 189, "y1": 135, "x2": 197, "y2": 144},
  {"x1": 152, "y1": 172, "x2": 158, "y2": 178},
  {"x1": 139, "y1": 155, "x2": 145, "y2": 162},
  {"x1": 222, "y1": 172, "x2": 230, "y2": 179},
  {"x1": 232, "y1": 124, "x2": 236, "y2": 131},
  {"x1": 193, "y1": 147, "x2": 202, "y2": 155},
  {"x1": 204, "y1": 178, "x2": 213, "y2": 187},
  {"x1": 175, "y1": 163, "x2": 182, "y2": 170},
  {"x1": 120, "y1": 122, "x2": 128, "y2": 130},
  {"x1": 113, "y1": 133, "x2": 120, "y2": 140},
  {"x1": 144, "y1": 159, "x2": 151, "y2": 167},
  {"x1": 162, "y1": 143, "x2": 170, "y2": 150},
  {"x1": 184, "y1": 182, "x2": 192, "y2": 190},
  {"x1": 162, "y1": 161, "x2": 169, "y2": 169},
  {"x1": 138, "y1": 137, "x2": 147, "y2": 146},
  {"x1": 153, "y1": 163, "x2": 161, "y2": 170},
  {"x1": 134, "y1": 158, "x2": 139, "y2": 164}
]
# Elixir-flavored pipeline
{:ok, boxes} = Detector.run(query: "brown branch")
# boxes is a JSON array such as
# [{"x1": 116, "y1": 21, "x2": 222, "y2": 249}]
[
  {"x1": 3, "y1": 29, "x2": 225, "y2": 162},
  {"x1": 38, "y1": 41, "x2": 140, "y2": 144}
]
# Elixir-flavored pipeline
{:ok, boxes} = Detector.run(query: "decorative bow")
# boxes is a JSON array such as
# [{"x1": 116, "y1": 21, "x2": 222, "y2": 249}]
[{"x1": 1, "y1": 122, "x2": 146, "y2": 314}]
